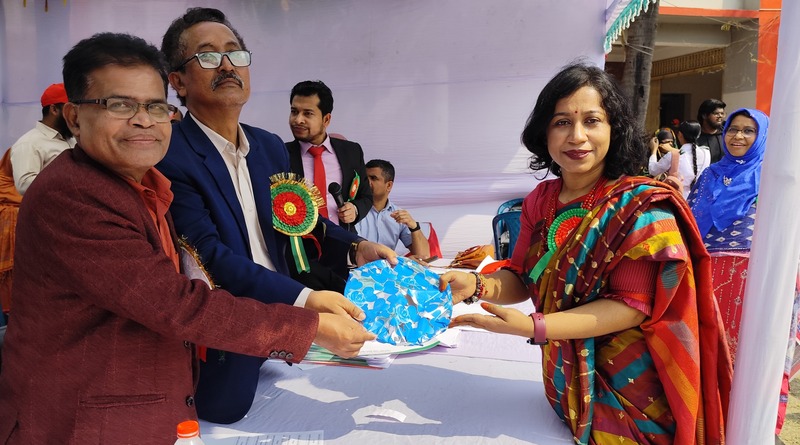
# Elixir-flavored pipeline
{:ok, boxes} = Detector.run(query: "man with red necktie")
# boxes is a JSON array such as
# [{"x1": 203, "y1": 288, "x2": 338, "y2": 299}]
[
  {"x1": 286, "y1": 80, "x2": 373, "y2": 287},
  {"x1": 286, "y1": 80, "x2": 372, "y2": 229}
]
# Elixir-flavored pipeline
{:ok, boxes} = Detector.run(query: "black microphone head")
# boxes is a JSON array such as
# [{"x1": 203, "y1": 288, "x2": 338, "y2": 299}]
[{"x1": 328, "y1": 182, "x2": 346, "y2": 208}]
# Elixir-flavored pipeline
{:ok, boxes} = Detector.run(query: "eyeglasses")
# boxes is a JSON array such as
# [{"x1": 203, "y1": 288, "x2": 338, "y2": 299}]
[
  {"x1": 176, "y1": 50, "x2": 252, "y2": 70},
  {"x1": 72, "y1": 97, "x2": 177, "y2": 123},
  {"x1": 724, "y1": 126, "x2": 757, "y2": 138}
]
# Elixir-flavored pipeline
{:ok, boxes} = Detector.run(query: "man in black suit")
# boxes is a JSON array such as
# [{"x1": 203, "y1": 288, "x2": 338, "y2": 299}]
[
  {"x1": 286, "y1": 80, "x2": 372, "y2": 230},
  {"x1": 286, "y1": 81, "x2": 372, "y2": 287}
]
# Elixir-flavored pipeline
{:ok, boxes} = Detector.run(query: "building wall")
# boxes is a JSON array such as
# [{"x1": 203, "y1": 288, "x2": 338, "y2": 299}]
[
  {"x1": 660, "y1": 70, "x2": 724, "y2": 122},
  {"x1": 723, "y1": 22, "x2": 759, "y2": 111}
]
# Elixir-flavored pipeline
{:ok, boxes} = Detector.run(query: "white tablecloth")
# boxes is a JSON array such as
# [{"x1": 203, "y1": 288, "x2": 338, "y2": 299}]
[{"x1": 200, "y1": 300, "x2": 573, "y2": 444}]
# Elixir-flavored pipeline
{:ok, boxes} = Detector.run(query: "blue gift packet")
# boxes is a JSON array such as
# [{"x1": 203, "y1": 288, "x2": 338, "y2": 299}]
[{"x1": 345, "y1": 257, "x2": 453, "y2": 345}]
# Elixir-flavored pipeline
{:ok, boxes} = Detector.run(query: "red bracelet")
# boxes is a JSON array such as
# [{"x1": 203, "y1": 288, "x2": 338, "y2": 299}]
[{"x1": 526, "y1": 313, "x2": 547, "y2": 345}]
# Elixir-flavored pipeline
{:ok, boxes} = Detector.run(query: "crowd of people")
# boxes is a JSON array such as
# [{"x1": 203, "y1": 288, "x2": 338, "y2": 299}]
[{"x1": 0, "y1": 5, "x2": 795, "y2": 445}]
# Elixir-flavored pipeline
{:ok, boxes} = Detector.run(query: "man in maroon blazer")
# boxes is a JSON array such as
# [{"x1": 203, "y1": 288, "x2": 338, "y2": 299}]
[{"x1": 0, "y1": 33, "x2": 375, "y2": 444}]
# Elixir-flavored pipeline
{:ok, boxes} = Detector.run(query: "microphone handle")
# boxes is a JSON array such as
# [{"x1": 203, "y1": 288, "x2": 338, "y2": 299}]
[{"x1": 329, "y1": 193, "x2": 350, "y2": 231}]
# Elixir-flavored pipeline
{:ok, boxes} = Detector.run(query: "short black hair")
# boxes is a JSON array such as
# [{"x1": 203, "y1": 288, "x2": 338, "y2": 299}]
[
  {"x1": 42, "y1": 103, "x2": 66, "y2": 120},
  {"x1": 696, "y1": 98, "x2": 726, "y2": 122},
  {"x1": 63, "y1": 33, "x2": 168, "y2": 102},
  {"x1": 520, "y1": 62, "x2": 646, "y2": 178},
  {"x1": 366, "y1": 159, "x2": 395, "y2": 182},
  {"x1": 290, "y1": 80, "x2": 334, "y2": 116},
  {"x1": 161, "y1": 8, "x2": 247, "y2": 106}
]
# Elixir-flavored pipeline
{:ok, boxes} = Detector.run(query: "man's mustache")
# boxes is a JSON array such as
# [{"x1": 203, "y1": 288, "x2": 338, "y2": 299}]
[{"x1": 211, "y1": 72, "x2": 244, "y2": 90}]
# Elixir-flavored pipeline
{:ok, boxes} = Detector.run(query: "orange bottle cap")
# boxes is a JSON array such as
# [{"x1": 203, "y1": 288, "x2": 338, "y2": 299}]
[{"x1": 177, "y1": 420, "x2": 200, "y2": 438}]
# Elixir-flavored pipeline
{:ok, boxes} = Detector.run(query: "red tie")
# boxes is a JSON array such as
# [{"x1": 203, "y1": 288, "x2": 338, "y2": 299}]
[{"x1": 308, "y1": 145, "x2": 328, "y2": 218}]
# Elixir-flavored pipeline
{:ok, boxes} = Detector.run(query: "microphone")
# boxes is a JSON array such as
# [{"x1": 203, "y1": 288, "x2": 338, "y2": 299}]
[
  {"x1": 328, "y1": 182, "x2": 346, "y2": 208},
  {"x1": 328, "y1": 182, "x2": 350, "y2": 230}
]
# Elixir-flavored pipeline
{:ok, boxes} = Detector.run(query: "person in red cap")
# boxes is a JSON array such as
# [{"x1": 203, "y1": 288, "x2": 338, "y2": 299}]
[{"x1": 9, "y1": 83, "x2": 76, "y2": 195}]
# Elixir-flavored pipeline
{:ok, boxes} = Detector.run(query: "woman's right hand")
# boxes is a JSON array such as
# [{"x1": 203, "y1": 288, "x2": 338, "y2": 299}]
[
  {"x1": 449, "y1": 302, "x2": 534, "y2": 338},
  {"x1": 439, "y1": 271, "x2": 475, "y2": 305}
]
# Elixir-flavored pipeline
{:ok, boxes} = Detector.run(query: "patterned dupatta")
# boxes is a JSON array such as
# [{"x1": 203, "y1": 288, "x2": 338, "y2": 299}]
[{"x1": 522, "y1": 176, "x2": 732, "y2": 445}]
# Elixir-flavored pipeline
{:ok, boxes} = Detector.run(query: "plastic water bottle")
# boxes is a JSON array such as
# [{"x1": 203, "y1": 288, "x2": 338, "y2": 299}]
[{"x1": 174, "y1": 420, "x2": 206, "y2": 444}]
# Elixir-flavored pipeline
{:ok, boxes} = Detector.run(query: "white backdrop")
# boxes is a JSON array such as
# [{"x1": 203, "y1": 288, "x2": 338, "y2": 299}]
[{"x1": 0, "y1": 0, "x2": 605, "y2": 256}]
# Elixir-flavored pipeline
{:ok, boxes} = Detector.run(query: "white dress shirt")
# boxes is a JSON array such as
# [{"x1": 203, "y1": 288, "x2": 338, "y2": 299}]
[{"x1": 10, "y1": 121, "x2": 76, "y2": 194}]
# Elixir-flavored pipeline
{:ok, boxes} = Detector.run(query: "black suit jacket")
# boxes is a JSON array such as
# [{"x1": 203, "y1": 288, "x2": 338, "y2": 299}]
[
  {"x1": 286, "y1": 137, "x2": 372, "y2": 230},
  {"x1": 285, "y1": 137, "x2": 372, "y2": 286}
]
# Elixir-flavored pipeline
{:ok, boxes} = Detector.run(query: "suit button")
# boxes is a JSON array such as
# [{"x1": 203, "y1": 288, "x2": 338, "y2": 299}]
[
  {"x1": 269, "y1": 351, "x2": 278, "y2": 359},
  {"x1": 278, "y1": 351, "x2": 287, "y2": 359},
  {"x1": 183, "y1": 341, "x2": 191, "y2": 349},
  {"x1": 186, "y1": 396, "x2": 195, "y2": 406},
  {"x1": 285, "y1": 353, "x2": 293, "y2": 360}
]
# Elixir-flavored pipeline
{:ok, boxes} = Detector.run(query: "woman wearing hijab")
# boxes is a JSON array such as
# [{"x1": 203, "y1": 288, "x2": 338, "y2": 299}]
[
  {"x1": 689, "y1": 108, "x2": 769, "y2": 354},
  {"x1": 689, "y1": 108, "x2": 798, "y2": 433}
]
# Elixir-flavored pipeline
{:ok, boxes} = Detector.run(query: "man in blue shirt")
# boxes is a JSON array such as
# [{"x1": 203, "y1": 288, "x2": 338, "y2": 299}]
[{"x1": 356, "y1": 159, "x2": 430, "y2": 258}]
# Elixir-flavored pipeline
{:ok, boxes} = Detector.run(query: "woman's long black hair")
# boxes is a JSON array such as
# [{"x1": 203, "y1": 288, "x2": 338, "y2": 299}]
[{"x1": 678, "y1": 120, "x2": 702, "y2": 188}]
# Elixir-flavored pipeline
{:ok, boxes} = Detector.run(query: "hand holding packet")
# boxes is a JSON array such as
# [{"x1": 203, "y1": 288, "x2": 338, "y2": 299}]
[{"x1": 345, "y1": 257, "x2": 452, "y2": 345}]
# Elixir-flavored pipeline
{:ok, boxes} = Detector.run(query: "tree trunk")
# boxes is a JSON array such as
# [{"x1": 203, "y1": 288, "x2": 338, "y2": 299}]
[{"x1": 620, "y1": 1, "x2": 659, "y2": 132}]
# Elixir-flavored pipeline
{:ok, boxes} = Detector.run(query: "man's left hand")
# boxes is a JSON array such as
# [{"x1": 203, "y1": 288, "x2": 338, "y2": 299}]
[
  {"x1": 390, "y1": 209, "x2": 416, "y2": 229},
  {"x1": 338, "y1": 202, "x2": 358, "y2": 224},
  {"x1": 355, "y1": 240, "x2": 398, "y2": 267}
]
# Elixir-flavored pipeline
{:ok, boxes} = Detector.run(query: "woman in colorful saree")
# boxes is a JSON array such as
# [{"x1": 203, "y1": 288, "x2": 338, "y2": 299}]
[{"x1": 442, "y1": 63, "x2": 732, "y2": 445}]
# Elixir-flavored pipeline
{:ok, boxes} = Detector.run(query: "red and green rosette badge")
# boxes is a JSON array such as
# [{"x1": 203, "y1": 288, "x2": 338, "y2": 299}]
[
  {"x1": 348, "y1": 171, "x2": 360, "y2": 201},
  {"x1": 270, "y1": 173, "x2": 324, "y2": 273}
]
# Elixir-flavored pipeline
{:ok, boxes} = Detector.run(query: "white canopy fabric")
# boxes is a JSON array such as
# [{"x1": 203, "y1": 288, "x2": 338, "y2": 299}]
[
  {"x1": 726, "y1": 2, "x2": 800, "y2": 443},
  {"x1": 0, "y1": 0, "x2": 605, "y2": 256}
]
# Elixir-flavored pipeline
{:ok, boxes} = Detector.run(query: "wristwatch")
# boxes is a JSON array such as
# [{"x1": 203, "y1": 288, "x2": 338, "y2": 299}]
[
  {"x1": 409, "y1": 222, "x2": 421, "y2": 232},
  {"x1": 349, "y1": 237, "x2": 366, "y2": 263}
]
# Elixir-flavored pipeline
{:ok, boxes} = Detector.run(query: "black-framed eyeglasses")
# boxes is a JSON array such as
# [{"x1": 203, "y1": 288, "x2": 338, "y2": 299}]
[
  {"x1": 72, "y1": 97, "x2": 177, "y2": 123},
  {"x1": 176, "y1": 50, "x2": 252, "y2": 70}
]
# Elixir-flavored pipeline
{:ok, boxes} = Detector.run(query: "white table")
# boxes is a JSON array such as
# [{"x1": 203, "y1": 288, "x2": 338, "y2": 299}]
[{"x1": 200, "y1": 300, "x2": 574, "y2": 444}]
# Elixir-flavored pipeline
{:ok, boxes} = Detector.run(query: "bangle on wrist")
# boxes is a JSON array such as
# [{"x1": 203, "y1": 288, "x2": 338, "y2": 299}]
[
  {"x1": 409, "y1": 221, "x2": 421, "y2": 232},
  {"x1": 526, "y1": 313, "x2": 547, "y2": 345},
  {"x1": 464, "y1": 271, "x2": 486, "y2": 304}
]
